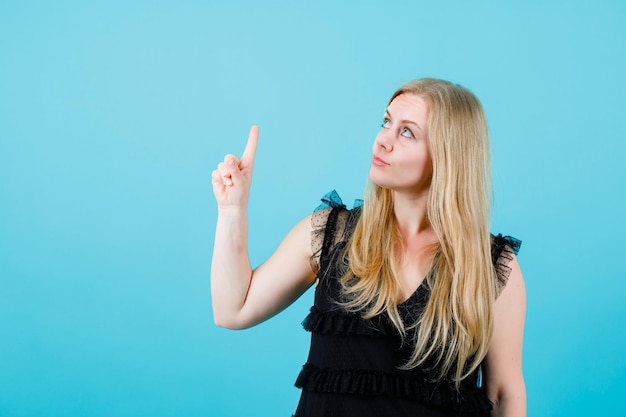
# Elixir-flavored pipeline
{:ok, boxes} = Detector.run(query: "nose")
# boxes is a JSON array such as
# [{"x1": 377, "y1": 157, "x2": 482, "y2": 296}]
[{"x1": 375, "y1": 129, "x2": 393, "y2": 151}]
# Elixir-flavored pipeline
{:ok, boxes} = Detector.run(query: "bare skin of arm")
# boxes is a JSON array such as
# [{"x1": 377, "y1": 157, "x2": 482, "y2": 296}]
[
  {"x1": 483, "y1": 256, "x2": 527, "y2": 417},
  {"x1": 210, "y1": 126, "x2": 316, "y2": 329}
]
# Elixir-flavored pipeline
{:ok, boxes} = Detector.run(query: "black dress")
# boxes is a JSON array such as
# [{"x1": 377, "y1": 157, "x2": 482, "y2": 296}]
[{"x1": 294, "y1": 191, "x2": 521, "y2": 417}]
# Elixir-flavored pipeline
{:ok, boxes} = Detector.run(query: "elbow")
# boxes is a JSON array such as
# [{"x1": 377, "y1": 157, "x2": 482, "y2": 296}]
[
  {"x1": 486, "y1": 378, "x2": 527, "y2": 417},
  {"x1": 213, "y1": 315, "x2": 237, "y2": 329},
  {"x1": 213, "y1": 319, "x2": 240, "y2": 330},
  {"x1": 213, "y1": 313, "x2": 248, "y2": 330}
]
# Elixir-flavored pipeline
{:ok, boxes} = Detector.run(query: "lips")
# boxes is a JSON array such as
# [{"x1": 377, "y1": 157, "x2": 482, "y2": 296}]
[{"x1": 372, "y1": 155, "x2": 389, "y2": 166}]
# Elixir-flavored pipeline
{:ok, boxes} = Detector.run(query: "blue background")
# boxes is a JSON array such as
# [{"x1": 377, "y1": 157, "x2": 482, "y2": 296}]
[{"x1": 1, "y1": 1, "x2": 625, "y2": 416}]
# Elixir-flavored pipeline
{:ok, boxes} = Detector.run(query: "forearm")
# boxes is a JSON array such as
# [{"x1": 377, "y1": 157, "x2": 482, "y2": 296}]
[{"x1": 211, "y1": 207, "x2": 253, "y2": 328}]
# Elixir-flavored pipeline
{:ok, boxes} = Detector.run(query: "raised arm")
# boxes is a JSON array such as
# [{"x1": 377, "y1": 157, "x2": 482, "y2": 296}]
[
  {"x1": 210, "y1": 126, "x2": 317, "y2": 329},
  {"x1": 483, "y1": 255, "x2": 527, "y2": 417}
]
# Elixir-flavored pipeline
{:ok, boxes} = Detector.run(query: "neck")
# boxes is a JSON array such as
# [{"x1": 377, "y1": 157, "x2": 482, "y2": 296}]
[{"x1": 392, "y1": 189, "x2": 431, "y2": 238}]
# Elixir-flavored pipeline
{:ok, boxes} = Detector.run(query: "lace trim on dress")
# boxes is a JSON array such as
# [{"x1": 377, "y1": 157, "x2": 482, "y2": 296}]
[
  {"x1": 491, "y1": 234, "x2": 522, "y2": 296},
  {"x1": 302, "y1": 280, "x2": 431, "y2": 338},
  {"x1": 295, "y1": 363, "x2": 493, "y2": 415},
  {"x1": 310, "y1": 190, "x2": 362, "y2": 275},
  {"x1": 302, "y1": 306, "x2": 389, "y2": 337}
]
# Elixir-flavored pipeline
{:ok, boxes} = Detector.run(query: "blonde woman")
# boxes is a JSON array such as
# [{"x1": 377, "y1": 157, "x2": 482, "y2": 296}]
[{"x1": 211, "y1": 78, "x2": 526, "y2": 417}]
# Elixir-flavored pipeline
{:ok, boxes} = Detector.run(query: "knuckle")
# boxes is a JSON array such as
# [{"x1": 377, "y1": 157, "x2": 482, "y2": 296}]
[{"x1": 225, "y1": 155, "x2": 239, "y2": 167}]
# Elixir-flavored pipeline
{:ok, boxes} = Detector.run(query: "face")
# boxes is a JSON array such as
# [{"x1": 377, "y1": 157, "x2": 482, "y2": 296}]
[{"x1": 369, "y1": 93, "x2": 432, "y2": 195}]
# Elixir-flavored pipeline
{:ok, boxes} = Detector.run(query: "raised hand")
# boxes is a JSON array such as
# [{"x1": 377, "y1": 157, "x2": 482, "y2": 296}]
[
  {"x1": 210, "y1": 124, "x2": 316, "y2": 330},
  {"x1": 211, "y1": 125, "x2": 259, "y2": 209}
]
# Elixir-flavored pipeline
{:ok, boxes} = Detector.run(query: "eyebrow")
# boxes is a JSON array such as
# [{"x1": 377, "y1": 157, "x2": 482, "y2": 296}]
[{"x1": 385, "y1": 110, "x2": 423, "y2": 132}]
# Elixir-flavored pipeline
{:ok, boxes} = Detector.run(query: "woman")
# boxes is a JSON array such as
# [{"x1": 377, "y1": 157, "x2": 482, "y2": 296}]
[{"x1": 211, "y1": 78, "x2": 526, "y2": 416}]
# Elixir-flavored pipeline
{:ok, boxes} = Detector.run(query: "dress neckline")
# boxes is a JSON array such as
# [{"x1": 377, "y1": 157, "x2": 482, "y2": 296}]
[{"x1": 397, "y1": 274, "x2": 431, "y2": 308}]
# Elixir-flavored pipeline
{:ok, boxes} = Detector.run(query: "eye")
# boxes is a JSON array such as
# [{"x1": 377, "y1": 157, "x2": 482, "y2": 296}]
[
  {"x1": 401, "y1": 127, "x2": 415, "y2": 138},
  {"x1": 381, "y1": 118, "x2": 390, "y2": 128}
]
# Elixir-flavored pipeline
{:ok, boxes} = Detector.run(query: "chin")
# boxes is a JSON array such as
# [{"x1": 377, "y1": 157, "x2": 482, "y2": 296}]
[
  {"x1": 368, "y1": 171, "x2": 381, "y2": 187},
  {"x1": 368, "y1": 177, "x2": 392, "y2": 191},
  {"x1": 369, "y1": 170, "x2": 391, "y2": 190}
]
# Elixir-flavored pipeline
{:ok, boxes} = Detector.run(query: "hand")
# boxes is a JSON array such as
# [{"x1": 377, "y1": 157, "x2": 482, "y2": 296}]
[{"x1": 211, "y1": 125, "x2": 259, "y2": 209}]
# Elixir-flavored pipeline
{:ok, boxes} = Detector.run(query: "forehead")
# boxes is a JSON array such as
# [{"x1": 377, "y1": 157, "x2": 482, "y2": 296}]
[{"x1": 387, "y1": 94, "x2": 429, "y2": 124}]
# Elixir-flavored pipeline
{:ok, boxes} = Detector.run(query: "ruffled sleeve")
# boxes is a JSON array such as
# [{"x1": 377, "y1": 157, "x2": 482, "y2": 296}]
[
  {"x1": 491, "y1": 234, "x2": 522, "y2": 296},
  {"x1": 310, "y1": 190, "x2": 362, "y2": 275}
]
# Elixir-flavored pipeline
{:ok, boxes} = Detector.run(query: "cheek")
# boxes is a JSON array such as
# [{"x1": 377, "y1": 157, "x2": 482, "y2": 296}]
[
  {"x1": 408, "y1": 151, "x2": 431, "y2": 170},
  {"x1": 402, "y1": 152, "x2": 432, "y2": 181},
  {"x1": 424, "y1": 154, "x2": 433, "y2": 175}
]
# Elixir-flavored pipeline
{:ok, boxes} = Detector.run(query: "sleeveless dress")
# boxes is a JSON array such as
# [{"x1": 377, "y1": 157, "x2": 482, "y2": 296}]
[{"x1": 294, "y1": 191, "x2": 521, "y2": 417}]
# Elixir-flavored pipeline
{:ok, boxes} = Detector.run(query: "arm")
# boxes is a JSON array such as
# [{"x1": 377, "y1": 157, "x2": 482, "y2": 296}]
[
  {"x1": 483, "y1": 255, "x2": 527, "y2": 417},
  {"x1": 210, "y1": 126, "x2": 317, "y2": 329}
]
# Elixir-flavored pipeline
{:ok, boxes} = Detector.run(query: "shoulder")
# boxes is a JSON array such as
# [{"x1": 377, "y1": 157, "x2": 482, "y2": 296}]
[
  {"x1": 310, "y1": 190, "x2": 362, "y2": 274},
  {"x1": 490, "y1": 234, "x2": 521, "y2": 262},
  {"x1": 311, "y1": 190, "x2": 362, "y2": 241},
  {"x1": 490, "y1": 234, "x2": 522, "y2": 296}
]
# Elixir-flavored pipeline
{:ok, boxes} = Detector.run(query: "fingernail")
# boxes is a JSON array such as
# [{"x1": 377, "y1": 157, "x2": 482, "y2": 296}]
[{"x1": 227, "y1": 159, "x2": 235, "y2": 166}]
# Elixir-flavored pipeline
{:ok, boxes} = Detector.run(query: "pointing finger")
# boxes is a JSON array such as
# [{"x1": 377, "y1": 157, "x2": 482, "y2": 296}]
[{"x1": 240, "y1": 125, "x2": 258, "y2": 168}]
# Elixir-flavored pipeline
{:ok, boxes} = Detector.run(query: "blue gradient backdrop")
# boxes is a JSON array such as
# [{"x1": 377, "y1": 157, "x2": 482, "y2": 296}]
[{"x1": 1, "y1": 1, "x2": 625, "y2": 416}]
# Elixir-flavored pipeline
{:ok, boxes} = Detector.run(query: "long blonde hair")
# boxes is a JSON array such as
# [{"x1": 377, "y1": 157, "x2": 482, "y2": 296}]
[{"x1": 340, "y1": 78, "x2": 495, "y2": 387}]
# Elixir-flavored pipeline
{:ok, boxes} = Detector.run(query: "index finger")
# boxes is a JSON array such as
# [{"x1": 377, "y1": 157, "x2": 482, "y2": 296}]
[{"x1": 240, "y1": 125, "x2": 258, "y2": 167}]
